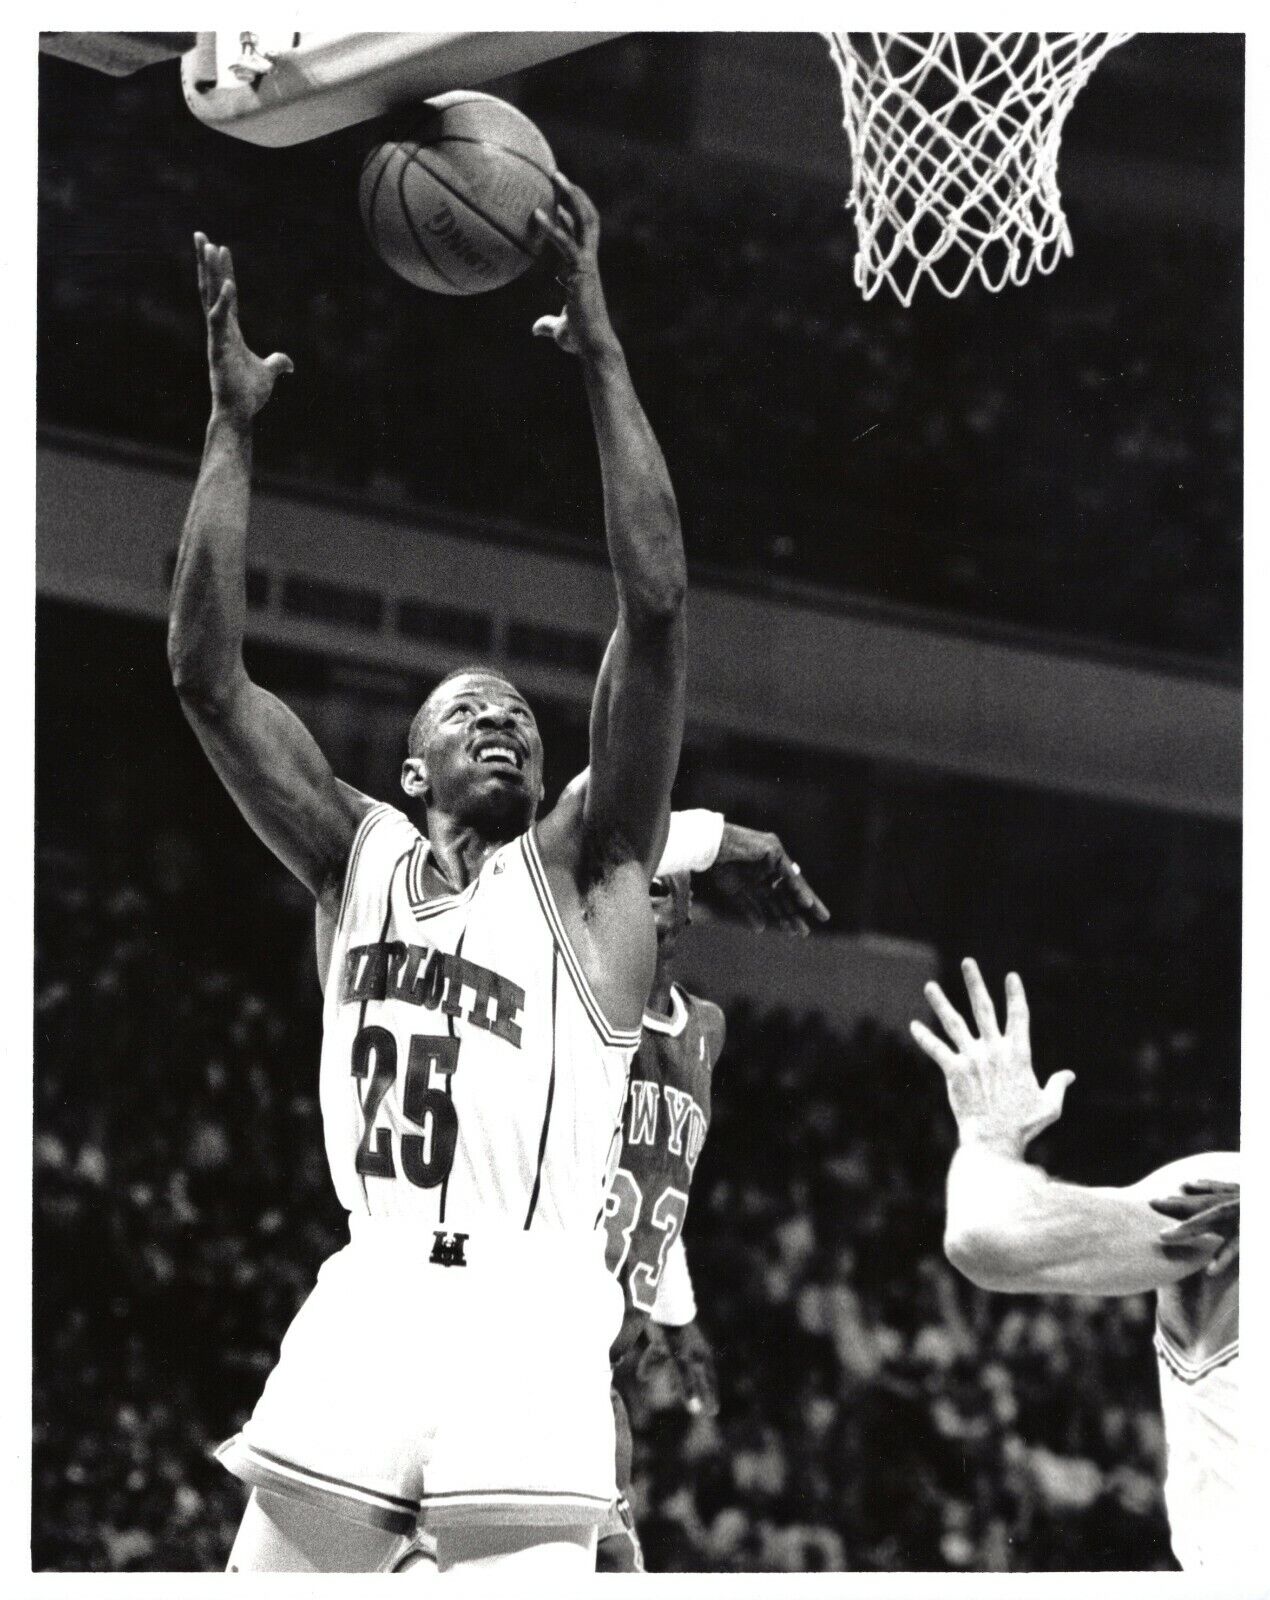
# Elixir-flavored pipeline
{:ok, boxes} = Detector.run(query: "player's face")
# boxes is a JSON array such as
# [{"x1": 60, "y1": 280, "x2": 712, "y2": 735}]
[
  {"x1": 412, "y1": 673, "x2": 545, "y2": 832},
  {"x1": 650, "y1": 872, "x2": 692, "y2": 955}
]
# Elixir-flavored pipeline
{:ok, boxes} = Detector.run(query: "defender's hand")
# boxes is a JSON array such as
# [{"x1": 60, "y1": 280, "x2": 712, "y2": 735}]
[
  {"x1": 911, "y1": 960, "x2": 1075, "y2": 1158},
  {"x1": 638, "y1": 1320, "x2": 720, "y2": 1418},
  {"x1": 710, "y1": 824, "x2": 830, "y2": 936},
  {"x1": 196, "y1": 232, "x2": 293, "y2": 424},
  {"x1": 530, "y1": 173, "x2": 616, "y2": 361},
  {"x1": 1151, "y1": 1180, "x2": 1240, "y2": 1276}
]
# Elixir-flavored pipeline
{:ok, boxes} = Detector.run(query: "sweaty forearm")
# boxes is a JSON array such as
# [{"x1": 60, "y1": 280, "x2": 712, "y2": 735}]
[
  {"x1": 944, "y1": 1143, "x2": 1216, "y2": 1295},
  {"x1": 583, "y1": 348, "x2": 686, "y2": 625},
  {"x1": 168, "y1": 411, "x2": 255, "y2": 707}
]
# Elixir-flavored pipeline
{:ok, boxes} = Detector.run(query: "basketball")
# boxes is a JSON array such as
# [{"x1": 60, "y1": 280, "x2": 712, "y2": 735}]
[{"x1": 359, "y1": 91, "x2": 556, "y2": 296}]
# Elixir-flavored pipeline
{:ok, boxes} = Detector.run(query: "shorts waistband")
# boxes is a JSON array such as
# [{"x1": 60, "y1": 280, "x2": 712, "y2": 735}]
[{"x1": 345, "y1": 1212, "x2": 609, "y2": 1264}]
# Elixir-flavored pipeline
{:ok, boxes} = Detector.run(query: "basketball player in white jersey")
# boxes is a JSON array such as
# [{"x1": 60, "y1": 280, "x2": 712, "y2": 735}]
[
  {"x1": 388, "y1": 840, "x2": 824, "y2": 1575},
  {"x1": 169, "y1": 175, "x2": 690, "y2": 1575},
  {"x1": 912, "y1": 959, "x2": 1242, "y2": 1573}
]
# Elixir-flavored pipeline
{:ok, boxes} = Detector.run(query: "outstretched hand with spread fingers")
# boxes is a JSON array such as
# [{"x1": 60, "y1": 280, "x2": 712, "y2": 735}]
[
  {"x1": 530, "y1": 173, "x2": 616, "y2": 360},
  {"x1": 911, "y1": 959, "x2": 1075, "y2": 1158},
  {"x1": 195, "y1": 232, "x2": 293, "y2": 423}
]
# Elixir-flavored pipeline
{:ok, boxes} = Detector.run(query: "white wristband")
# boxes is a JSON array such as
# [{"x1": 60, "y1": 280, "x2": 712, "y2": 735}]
[
  {"x1": 657, "y1": 810, "x2": 725, "y2": 877},
  {"x1": 650, "y1": 1235, "x2": 697, "y2": 1326}
]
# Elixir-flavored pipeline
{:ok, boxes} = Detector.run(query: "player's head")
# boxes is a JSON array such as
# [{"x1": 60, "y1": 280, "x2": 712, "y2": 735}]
[
  {"x1": 650, "y1": 871, "x2": 692, "y2": 960},
  {"x1": 401, "y1": 666, "x2": 545, "y2": 837}
]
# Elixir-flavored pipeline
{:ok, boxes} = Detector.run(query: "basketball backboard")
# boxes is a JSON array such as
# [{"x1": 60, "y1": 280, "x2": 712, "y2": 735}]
[{"x1": 182, "y1": 32, "x2": 625, "y2": 147}]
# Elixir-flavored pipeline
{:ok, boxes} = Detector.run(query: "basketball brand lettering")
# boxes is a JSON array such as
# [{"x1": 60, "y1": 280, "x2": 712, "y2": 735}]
[
  {"x1": 426, "y1": 204, "x2": 494, "y2": 276},
  {"x1": 341, "y1": 941, "x2": 524, "y2": 1048},
  {"x1": 430, "y1": 1231, "x2": 468, "y2": 1269}
]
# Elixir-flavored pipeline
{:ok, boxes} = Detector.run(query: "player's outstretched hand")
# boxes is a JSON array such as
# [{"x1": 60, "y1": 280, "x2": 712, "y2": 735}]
[
  {"x1": 708, "y1": 823, "x2": 830, "y2": 936},
  {"x1": 1151, "y1": 1180, "x2": 1240, "y2": 1276},
  {"x1": 911, "y1": 960, "x2": 1075, "y2": 1158},
  {"x1": 530, "y1": 173, "x2": 617, "y2": 361},
  {"x1": 195, "y1": 232, "x2": 293, "y2": 424},
  {"x1": 638, "y1": 1320, "x2": 720, "y2": 1418}
]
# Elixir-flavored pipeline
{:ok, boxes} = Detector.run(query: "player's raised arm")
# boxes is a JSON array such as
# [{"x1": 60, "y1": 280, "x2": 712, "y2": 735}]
[
  {"x1": 168, "y1": 234, "x2": 368, "y2": 899},
  {"x1": 533, "y1": 175, "x2": 687, "y2": 874},
  {"x1": 912, "y1": 960, "x2": 1233, "y2": 1296}
]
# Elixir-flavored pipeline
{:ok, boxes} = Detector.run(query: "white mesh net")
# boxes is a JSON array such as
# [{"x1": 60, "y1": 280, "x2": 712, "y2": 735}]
[{"x1": 825, "y1": 32, "x2": 1134, "y2": 306}]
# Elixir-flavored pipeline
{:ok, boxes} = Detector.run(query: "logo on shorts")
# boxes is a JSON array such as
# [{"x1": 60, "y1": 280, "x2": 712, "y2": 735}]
[{"x1": 430, "y1": 1230, "x2": 469, "y2": 1268}]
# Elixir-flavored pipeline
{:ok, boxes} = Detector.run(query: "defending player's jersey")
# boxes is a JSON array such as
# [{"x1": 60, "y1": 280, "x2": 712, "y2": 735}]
[
  {"x1": 1154, "y1": 1180, "x2": 1241, "y2": 1572},
  {"x1": 321, "y1": 800, "x2": 639, "y2": 1231},
  {"x1": 218, "y1": 801, "x2": 640, "y2": 1533},
  {"x1": 603, "y1": 984, "x2": 720, "y2": 1360}
]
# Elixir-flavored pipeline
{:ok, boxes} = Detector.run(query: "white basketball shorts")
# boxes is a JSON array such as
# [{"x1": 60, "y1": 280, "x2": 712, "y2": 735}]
[{"x1": 216, "y1": 1217, "x2": 622, "y2": 1534}]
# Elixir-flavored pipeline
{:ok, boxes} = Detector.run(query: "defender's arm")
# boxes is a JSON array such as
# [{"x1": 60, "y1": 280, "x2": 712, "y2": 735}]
[
  {"x1": 913, "y1": 960, "x2": 1229, "y2": 1296},
  {"x1": 942, "y1": 1148, "x2": 1229, "y2": 1296},
  {"x1": 168, "y1": 235, "x2": 367, "y2": 899}
]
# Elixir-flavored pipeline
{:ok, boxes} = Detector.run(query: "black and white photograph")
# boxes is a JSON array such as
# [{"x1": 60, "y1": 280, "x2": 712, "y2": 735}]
[{"x1": 29, "y1": 23, "x2": 1255, "y2": 1583}]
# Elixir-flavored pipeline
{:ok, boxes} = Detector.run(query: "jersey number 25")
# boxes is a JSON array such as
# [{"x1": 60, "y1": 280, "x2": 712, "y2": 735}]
[{"x1": 351, "y1": 1025, "x2": 459, "y2": 1187}]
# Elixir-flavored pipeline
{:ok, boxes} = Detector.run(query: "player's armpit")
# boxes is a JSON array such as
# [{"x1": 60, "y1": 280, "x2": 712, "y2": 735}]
[
  {"x1": 944, "y1": 1145, "x2": 1227, "y2": 1297},
  {"x1": 177, "y1": 668, "x2": 370, "y2": 898}
]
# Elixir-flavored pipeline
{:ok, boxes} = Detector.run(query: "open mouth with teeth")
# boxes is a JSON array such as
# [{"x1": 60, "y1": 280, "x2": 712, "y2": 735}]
[{"x1": 472, "y1": 740, "x2": 525, "y2": 774}]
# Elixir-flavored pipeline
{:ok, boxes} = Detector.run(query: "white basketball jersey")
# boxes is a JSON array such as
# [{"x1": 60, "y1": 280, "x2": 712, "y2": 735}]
[
  {"x1": 1153, "y1": 1154, "x2": 1241, "y2": 1572},
  {"x1": 319, "y1": 802, "x2": 640, "y2": 1235}
]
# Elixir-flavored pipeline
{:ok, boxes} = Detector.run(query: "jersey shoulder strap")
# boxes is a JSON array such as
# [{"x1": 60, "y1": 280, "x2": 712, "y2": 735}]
[{"x1": 335, "y1": 801, "x2": 420, "y2": 937}]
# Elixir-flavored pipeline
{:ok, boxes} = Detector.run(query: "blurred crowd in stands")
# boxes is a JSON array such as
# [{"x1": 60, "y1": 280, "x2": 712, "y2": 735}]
[
  {"x1": 34, "y1": 802, "x2": 1225, "y2": 1571},
  {"x1": 37, "y1": 50, "x2": 1240, "y2": 661}
]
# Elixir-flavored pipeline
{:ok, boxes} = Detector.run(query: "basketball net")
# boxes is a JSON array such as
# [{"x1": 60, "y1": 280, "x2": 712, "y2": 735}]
[{"x1": 825, "y1": 33, "x2": 1134, "y2": 306}]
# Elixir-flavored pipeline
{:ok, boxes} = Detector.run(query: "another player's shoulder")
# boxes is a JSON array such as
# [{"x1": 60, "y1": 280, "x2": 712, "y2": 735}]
[{"x1": 679, "y1": 988, "x2": 726, "y2": 1057}]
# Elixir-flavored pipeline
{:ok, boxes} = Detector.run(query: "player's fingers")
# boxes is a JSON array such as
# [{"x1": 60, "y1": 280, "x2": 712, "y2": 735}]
[
  {"x1": 961, "y1": 958, "x2": 1000, "y2": 1038},
  {"x1": 767, "y1": 872, "x2": 809, "y2": 934},
  {"x1": 1208, "y1": 1234, "x2": 1240, "y2": 1275},
  {"x1": 200, "y1": 241, "x2": 225, "y2": 315},
  {"x1": 208, "y1": 279, "x2": 235, "y2": 331},
  {"x1": 1159, "y1": 1201, "x2": 1238, "y2": 1240},
  {"x1": 787, "y1": 865, "x2": 830, "y2": 924},
  {"x1": 771, "y1": 891, "x2": 807, "y2": 936},
  {"x1": 551, "y1": 170, "x2": 595, "y2": 240},
  {"x1": 194, "y1": 232, "x2": 210, "y2": 305},
  {"x1": 924, "y1": 981, "x2": 975, "y2": 1050},
  {"x1": 910, "y1": 1019, "x2": 959, "y2": 1075},
  {"x1": 555, "y1": 200, "x2": 579, "y2": 240},
  {"x1": 1149, "y1": 1194, "x2": 1205, "y2": 1220},
  {"x1": 531, "y1": 207, "x2": 578, "y2": 264},
  {"x1": 742, "y1": 887, "x2": 772, "y2": 932},
  {"x1": 264, "y1": 352, "x2": 294, "y2": 378},
  {"x1": 1039, "y1": 1069, "x2": 1075, "y2": 1125},
  {"x1": 1004, "y1": 972, "x2": 1030, "y2": 1043},
  {"x1": 1160, "y1": 1230, "x2": 1224, "y2": 1258},
  {"x1": 772, "y1": 906, "x2": 809, "y2": 936},
  {"x1": 1181, "y1": 1180, "x2": 1239, "y2": 1197},
  {"x1": 531, "y1": 314, "x2": 562, "y2": 340}
]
